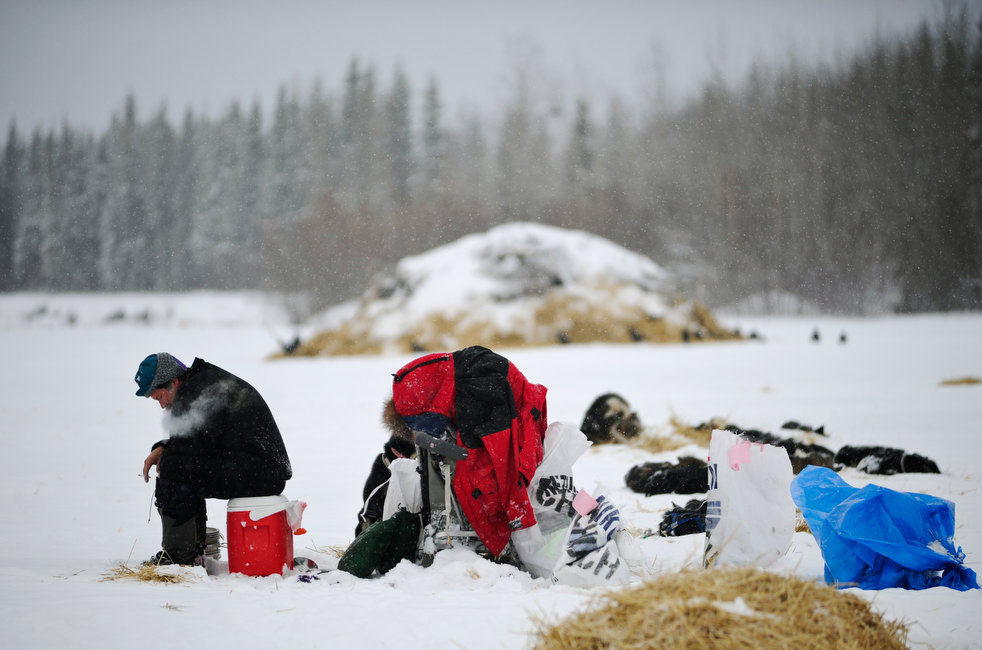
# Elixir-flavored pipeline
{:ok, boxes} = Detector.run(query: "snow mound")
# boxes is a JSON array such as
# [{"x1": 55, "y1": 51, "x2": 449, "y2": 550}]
[{"x1": 298, "y1": 222, "x2": 739, "y2": 356}]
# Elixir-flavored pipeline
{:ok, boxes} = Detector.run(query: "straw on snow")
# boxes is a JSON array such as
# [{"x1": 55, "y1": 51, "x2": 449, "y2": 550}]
[
  {"x1": 939, "y1": 376, "x2": 981, "y2": 386},
  {"x1": 291, "y1": 297, "x2": 740, "y2": 357},
  {"x1": 624, "y1": 415, "x2": 723, "y2": 455},
  {"x1": 100, "y1": 562, "x2": 199, "y2": 584},
  {"x1": 530, "y1": 567, "x2": 908, "y2": 650}
]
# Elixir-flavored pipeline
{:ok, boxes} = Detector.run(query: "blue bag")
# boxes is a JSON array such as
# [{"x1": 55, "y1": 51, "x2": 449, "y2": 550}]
[{"x1": 791, "y1": 465, "x2": 979, "y2": 591}]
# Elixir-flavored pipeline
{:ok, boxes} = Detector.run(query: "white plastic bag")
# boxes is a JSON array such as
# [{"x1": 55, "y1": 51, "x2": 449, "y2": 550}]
[
  {"x1": 512, "y1": 421, "x2": 589, "y2": 578},
  {"x1": 552, "y1": 540, "x2": 631, "y2": 586},
  {"x1": 704, "y1": 428, "x2": 795, "y2": 568},
  {"x1": 530, "y1": 421, "x2": 593, "y2": 536},
  {"x1": 551, "y1": 488, "x2": 632, "y2": 586},
  {"x1": 512, "y1": 421, "x2": 632, "y2": 585},
  {"x1": 612, "y1": 528, "x2": 648, "y2": 577},
  {"x1": 382, "y1": 457, "x2": 423, "y2": 519}
]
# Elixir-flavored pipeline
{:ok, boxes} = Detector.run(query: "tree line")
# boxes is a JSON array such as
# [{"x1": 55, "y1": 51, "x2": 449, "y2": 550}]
[{"x1": 1, "y1": 10, "x2": 979, "y2": 314}]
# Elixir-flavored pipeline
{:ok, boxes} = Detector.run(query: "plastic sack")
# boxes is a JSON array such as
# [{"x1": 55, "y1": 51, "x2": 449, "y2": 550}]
[
  {"x1": 704, "y1": 429, "x2": 795, "y2": 568},
  {"x1": 791, "y1": 465, "x2": 979, "y2": 591},
  {"x1": 550, "y1": 489, "x2": 632, "y2": 586},
  {"x1": 512, "y1": 421, "x2": 631, "y2": 585},
  {"x1": 382, "y1": 457, "x2": 423, "y2": 520},
  {"x1": 512, "y1": 421, "x2": 591, "y2": 577}
]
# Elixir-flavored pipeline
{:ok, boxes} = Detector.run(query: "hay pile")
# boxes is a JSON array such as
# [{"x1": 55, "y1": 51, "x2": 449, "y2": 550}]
[
  {"x1": 530, "y1": 567, "x2": 908, "y2": 649},
  {"x1": 291, "y1": 297, "x2": 740, "y2": 357},
  {"x1": 940, "y1": 376, "x2": 981, "y2": 386}
]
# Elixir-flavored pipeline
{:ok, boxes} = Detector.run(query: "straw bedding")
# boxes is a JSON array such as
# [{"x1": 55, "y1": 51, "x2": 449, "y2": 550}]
[
  {"x1": 939, "y1": 376, "x2": 981, "y2": 386},
  {"x1": 530, "y1": 567, "x2": 908, "y2": 650},
  {"x1": 100, "y1": 562, "x2": 200, "y2": 584},
  {"x1": 628, "y1": 415, "x2": 722, "y2": 455},
  {"x1": 287, "y1": 299, "x2": 740, "y2": 357}
]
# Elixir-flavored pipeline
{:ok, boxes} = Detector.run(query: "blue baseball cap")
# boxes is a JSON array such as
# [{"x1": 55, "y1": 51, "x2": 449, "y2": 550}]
[{"x1": 134, "y1": 352, "x2": 187, "y2": 397}]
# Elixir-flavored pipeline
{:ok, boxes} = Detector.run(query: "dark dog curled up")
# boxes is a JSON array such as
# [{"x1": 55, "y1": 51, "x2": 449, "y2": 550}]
[
  {"x1": 625, "y1": 456, "x2": 708, "y2": 495},
  {"x1": 580, "y1": 393, "x2": 643, "y2": 444},
  {"x1": 834, "y1": 445, "x2": 940, "y2": 475}
]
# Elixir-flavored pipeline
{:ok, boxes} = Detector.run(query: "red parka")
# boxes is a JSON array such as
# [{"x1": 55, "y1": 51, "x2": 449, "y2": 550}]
[{"x1": 391, "y1": 346, "x2": 548, "y2": 556}]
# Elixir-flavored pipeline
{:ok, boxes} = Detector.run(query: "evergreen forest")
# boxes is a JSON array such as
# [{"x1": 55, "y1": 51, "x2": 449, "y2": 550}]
[{"x1": 1, "y1": 11, "x2": 979, "y2": 314}]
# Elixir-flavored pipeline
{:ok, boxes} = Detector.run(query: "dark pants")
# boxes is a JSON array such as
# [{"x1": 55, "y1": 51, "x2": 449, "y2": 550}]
[{"x1": 156, "y1": 451, "x2": 286, "y2": 523}]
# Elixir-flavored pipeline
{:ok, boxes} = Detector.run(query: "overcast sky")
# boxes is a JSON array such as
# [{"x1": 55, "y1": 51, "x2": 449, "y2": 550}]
[{"x1": 1, "y1": 0, "x2": 941, "y2": 135}]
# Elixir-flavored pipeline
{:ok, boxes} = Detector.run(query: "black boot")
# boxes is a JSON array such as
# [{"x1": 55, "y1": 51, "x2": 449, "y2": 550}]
[{"x1": 147, "y1": 510, "x2": 205, "y2": 566}]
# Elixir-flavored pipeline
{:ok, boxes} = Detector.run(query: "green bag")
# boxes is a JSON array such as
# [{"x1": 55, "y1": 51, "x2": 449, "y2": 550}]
[{"x1": 338, "y1": 509, "x2": 422, "y2": 578}]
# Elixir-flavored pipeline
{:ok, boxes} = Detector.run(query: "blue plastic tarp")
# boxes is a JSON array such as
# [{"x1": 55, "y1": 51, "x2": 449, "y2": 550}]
[{"x1": 791, "y1": 465, "x2": 979, "y2": 591}]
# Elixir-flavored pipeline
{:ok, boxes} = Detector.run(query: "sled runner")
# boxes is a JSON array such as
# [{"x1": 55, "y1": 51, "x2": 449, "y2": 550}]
[{"x1": 415, "y1": 427, "x2": 490, "y2": 567}]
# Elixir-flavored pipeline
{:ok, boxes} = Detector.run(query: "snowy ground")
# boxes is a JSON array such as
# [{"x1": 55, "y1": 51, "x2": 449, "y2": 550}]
[{"x1": 1, "y1": 293, "x2": 980, "y2": 649}]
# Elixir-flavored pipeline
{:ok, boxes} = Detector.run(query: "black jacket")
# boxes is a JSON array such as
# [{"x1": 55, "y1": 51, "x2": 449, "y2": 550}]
[{"x1": 156, "y1": 358, "x2": 292, "y2": 485}]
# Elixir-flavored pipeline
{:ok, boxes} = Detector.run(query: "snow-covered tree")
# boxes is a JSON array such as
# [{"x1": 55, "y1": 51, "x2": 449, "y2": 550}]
[{"x1": 0, "y1": 123, "x2": 25, "y2": 289}]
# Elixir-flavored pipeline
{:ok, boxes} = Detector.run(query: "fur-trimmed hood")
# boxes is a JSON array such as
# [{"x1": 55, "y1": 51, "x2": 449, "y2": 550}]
[{"x1": 382, "y1": 397, "x2": 414, "y2": 442}]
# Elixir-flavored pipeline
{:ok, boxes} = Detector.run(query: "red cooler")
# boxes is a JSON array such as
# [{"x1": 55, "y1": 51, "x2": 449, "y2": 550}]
[{"x1": 226, "y1": 495, "x2": 294, "y2": 576}]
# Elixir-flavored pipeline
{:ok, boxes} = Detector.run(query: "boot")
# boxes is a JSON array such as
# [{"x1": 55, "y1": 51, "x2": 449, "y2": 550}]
[{"x1": 150, "y1": 510, "x2": 206, "y2": 566}]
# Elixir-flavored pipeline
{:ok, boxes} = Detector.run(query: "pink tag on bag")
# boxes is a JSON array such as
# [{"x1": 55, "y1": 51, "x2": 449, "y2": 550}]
[
  {"x1": 572, "y1": 489, "x2": 599, "y2": 516},
  {"x1": 729, "y1": 440, "x2": 752, "y2": 470}
]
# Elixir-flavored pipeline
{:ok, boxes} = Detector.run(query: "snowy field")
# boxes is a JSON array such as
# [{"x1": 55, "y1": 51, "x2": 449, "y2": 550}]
[{"x1": 1, "y1": 292, "x2": 980, "y2": 649}]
